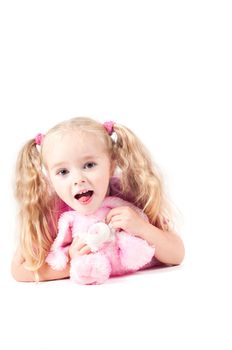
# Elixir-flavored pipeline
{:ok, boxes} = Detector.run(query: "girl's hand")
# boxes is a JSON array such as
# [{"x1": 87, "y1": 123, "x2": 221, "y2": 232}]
[
  {"x1": 69, "y1": 237, "x2": 91, "y2": 259},
  {"x1": 13, "y1": 247, "x2": 25, "y2": 265},
  {"x1": 106, "y1": 206, "x2": 148, "y2": 238}
]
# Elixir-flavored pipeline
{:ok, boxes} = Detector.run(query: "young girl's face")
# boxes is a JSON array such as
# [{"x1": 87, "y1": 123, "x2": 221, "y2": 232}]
[{"x1": 43, "y1": 130, "x2": 113, "y2": 215}]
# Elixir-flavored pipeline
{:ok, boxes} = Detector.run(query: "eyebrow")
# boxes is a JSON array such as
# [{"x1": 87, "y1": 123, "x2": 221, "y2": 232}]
[{"x1": 50, "y1": 155, "x2": 101, "y2": 170}]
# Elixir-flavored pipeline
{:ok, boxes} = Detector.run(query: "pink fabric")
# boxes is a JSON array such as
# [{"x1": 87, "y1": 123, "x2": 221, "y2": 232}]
[
  {"x1": 50, "y1": 177, "x2": 162, "y2": 269},
  {"x1": 46, "y1": 196, "x2": 155, "y2": 284}
]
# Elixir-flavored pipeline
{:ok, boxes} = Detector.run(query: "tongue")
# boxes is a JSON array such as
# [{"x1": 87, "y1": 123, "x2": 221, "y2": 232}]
[{"x1": 78, "y1": 194, "x2": 91, "y2": 203}]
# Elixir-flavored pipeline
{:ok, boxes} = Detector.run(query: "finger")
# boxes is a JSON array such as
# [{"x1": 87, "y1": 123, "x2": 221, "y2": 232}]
[
  {"x1": 71, "y1": 236, "x2": 79, "y2": 246},
  {"x1": 75, "y1": 240, "x2": 87, "y2": 250},
  {"x1": 71, "y1": 237, "x2": 85, "y2": 250},
  {"x1": 106, "y1": 207, "x2": 125, "y2": 223},
  {"x1": 109, "y1": 216, "x2": 121, "y2": 224},
  {"x1": 106, "y1": 212, "x2": 124, "y2": 224},
  {"x1": 77, "y1": 245, "x2": 91, "y2": 256},
  {"x1": 108, "y1": 218, "x2": 124, "y2": 230}
]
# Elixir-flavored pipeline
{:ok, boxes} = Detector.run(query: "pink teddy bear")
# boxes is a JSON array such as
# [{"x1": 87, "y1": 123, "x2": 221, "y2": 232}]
[{"x1": 46, "y1": 196, "x2": 155, "y2": 284}]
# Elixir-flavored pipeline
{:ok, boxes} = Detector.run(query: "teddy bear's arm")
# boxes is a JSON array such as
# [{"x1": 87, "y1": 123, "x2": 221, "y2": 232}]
[
  {"x1": 51, "y1": 211, "x2": 76, "y2": 250},
  {"x1": 45, "y1": 211, "x2": 76, "y2": 271}
]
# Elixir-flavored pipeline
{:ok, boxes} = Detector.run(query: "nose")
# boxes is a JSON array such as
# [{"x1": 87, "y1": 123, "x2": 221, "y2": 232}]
[
  {"x1": 74, "y1": 179, "x2": 85, "y2": 186},
  {"x1": 73, "y1": 170, "x2": 86, "y2": 186}
]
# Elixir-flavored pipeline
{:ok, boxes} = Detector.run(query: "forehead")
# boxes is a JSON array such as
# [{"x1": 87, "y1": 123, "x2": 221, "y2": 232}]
[{"x1": 42, "y1": 130, "x2": 107, "y2": 165}]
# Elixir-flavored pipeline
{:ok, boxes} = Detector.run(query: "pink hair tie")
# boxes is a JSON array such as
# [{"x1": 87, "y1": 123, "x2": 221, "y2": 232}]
[
  {"x1": 103, "y1": 121, "x2": 115, "y2": 135},
  {"x1": 35, "y1": 133, "x2": 44, "y2": 145}
]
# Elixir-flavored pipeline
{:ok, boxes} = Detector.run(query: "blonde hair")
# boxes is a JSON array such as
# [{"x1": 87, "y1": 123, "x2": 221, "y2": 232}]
[
  {"x1": 15, "y1": 116, "x2": 174, "y2": 273},
  {"x1": 112, "y1": 123, "x2": 173, "y2": 230}
]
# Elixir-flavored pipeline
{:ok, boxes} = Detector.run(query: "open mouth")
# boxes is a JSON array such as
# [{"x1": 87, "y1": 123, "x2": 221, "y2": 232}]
[{"x1": 74, "y1": 190, "x2": 94, "y2": 203}]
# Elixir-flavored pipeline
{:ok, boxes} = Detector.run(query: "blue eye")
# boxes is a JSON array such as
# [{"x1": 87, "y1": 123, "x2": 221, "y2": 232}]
[
  {"x1": 84, "y1": 162, "x2": 96, "y2": 169},
  {"x1": 57, "y1": 169, "x2": 69, "y2": 176}
]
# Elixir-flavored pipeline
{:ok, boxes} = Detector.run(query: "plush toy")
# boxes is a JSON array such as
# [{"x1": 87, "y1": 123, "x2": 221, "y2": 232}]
[{"x1": 46, "y1": 196, "x2": 155, "y2": 284}]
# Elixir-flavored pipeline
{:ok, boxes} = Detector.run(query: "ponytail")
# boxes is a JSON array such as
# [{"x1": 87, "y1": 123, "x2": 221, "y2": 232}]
[
  {"x1": 15, "y1": 139, "x2": 56, "y2": 272},
  {"x1": 112, "y1": 124, "x2": 172, "y2": 230}
]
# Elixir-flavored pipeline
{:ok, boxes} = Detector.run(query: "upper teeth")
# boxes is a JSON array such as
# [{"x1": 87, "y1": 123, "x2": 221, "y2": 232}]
[{"x1": 77, "y1": 190, "x2": 89, "y2": 194}]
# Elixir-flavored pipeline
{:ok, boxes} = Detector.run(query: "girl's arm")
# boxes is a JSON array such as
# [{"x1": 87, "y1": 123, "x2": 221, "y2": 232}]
[
  {"x1": 11, "y1": 237, "x2": 91, "y2": 282},
  {"x1": 139, "y1": 222, "x2": 185, "y2": 265},
  {"x1": 107, "y1": 206, "x2": 185, "y2": 266},
  {"x1": 11, "y1": 247, "x2": 70, "y2": 282}
]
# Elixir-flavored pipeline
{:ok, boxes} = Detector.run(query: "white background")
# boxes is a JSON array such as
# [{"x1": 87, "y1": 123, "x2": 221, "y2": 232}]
[{"x1": 0, "y1": 1, "x2": 231, "y2": 349}]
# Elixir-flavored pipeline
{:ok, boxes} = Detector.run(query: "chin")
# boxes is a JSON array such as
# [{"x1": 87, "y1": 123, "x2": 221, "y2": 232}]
[
  {"x1": 70, "y1": 196, "x2": 104, "y2": 215},
  {"x1": 73, "y1": 203, "x2": 98, "y2": 215}
]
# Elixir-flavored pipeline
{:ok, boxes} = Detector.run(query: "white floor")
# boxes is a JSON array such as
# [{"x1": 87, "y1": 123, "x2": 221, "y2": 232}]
[{"x1": 1, "y1": 249, "x2": 231, "y2": 350}]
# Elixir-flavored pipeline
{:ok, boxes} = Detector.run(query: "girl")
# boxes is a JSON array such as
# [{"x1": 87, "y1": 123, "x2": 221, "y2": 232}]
[{"x1": 11, "y1": 117, "x2": 185, "y2": 282}]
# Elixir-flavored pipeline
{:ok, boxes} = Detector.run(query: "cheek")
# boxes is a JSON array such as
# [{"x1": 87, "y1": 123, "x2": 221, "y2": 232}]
[
  {"x1": 98, "y1": 166, "x2": 111, "y2": 180},
  {"x1": 47, "y1": 173, "x2": 56, "y2": 189},
  {"x1": 48, "y1": 174, "x2": 64, "y2": 194},
  {"x1": 92, "y1": 172, "x2": 110, "y2": 191},
  {"x1": 53, "y1": 180, "x2": 65, "y2": 193},
  {"x1": 51, "y1": 183, "x2": 67, "y2": 202}
]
